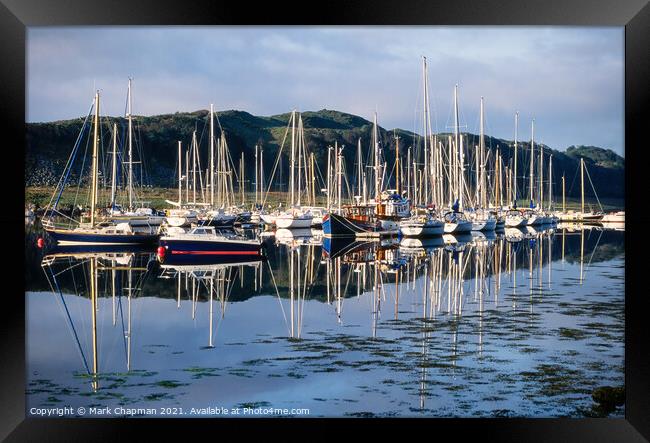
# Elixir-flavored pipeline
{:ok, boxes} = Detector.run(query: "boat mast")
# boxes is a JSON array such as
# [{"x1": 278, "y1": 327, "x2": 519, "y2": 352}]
[
  {"x1": 297, "y1": 115, "x2": 303, "y2": 208},
  {"x1": 240, "y1": 151, "x2": 245, "y2": 206},
  {"x1": 326, "y1": 145, "x2": 332, "y2": 210},
  {"x1": 395, "y1": 132, "x2": 401, "y2": 195},
  {"x1": 210, "y1": 104, "x2": 215, "y2": 207},
  {"x1": 548, "y1": 154, "x2": 552, "y2": 211},
  {"x1": 357, "y1": 138, "x2": 363, "y2": 201},
  {"x1": 407, "y1": 146, "x2": 411, "y2": 202},
  {"x1": 90, "y1": 91, "x2": 100, "y2": 227},
  {"x1": 459, "y1": 133, "x2": 465, "y2": 211},
  {"x1": 310, "y1": 152, "x2": 316, "y2": 205},
  {"x1": 333, "y1": 141, "x2": 339, "y2": 209},
  {"x1": 260, "y1": 148, "x2": 264, "y2": 208},
  {"x1": 539, "y1": 127, "x2": 543, "y2": 210},
  {"x1": 453, "y1": 85, "x2": 460, "y2": 207},
  {"x1": 373, "y1": 112, "x2": 381, "y2": 207},
  {"x1": 127, "y1": 78, "x2": 134, "y2": 210},
  {"x1": 496, "y1": 148, "x2": 501, "y2": 208},
  {"x1": 448, "y1": 135, "x2": 453, "y2": 207},
  {"x1": 254, "y1": 144, "x2": 258, "y2": 207},
  {"x1": 475, "y1": 143, "x2": 480, "y2": 208},
  {"x1": 530, "y1": 119, "x2": 535, "y2": 206},
  {"x1": 581, "y1": 158, "x2": 584, "y2": 214},
  {"x1": 422, "y1": 57, "x2": 430, "y2": 204},
  {"x1": 192, "y1": 130, "x2": 197, "y2": 205},
  {"x1": 477, "y1": 97, "x2": 480, "y2": 208},
  {"x1": 514, "y1": 112, "x2": 518, "y2": 207},
  {"x1": 290, "y1": 110, "x2": 296, "y2": 207},
  {"x1": 110, "y1": 123, "x2": 118, "y2": 210},
  {"x1": 562, "y1": 174, "x2": 565, "y2": 212},
  {"x1": 178, "y1": 141, "x2": 182, "y2": 206},
  {"x1": 90, "y1": 257, "x2": 99, "y2": 391},
  {"x1": 337, "y1": 145, "x2": 342, "y2": 213},
  {"x1": 185, "y1": 148, "x2": 189, "y2": 204}
]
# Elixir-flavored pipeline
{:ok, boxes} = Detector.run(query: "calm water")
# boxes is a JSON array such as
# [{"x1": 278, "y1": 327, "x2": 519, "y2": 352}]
[{"x1": 25, "y1": 221, "x2": 625, "y2": 418}]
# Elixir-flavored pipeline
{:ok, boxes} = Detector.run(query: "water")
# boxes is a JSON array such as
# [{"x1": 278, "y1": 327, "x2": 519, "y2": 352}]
[{"x1": 25, "y1": 220, "x2": 625, "y2": 418}]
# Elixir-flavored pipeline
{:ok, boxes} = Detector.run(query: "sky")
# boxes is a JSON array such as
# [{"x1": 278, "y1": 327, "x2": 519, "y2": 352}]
[{"x1": 27, "y1": 26, "x2": 624, "y2": 156}]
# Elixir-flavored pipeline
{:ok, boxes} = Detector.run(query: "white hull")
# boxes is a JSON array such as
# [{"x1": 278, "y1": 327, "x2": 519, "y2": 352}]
[
  {"x1": 444, "y1": 220, "x2": 473, "y2": 234},
  {"x1": 399, "y1": 221, "x2": 444, "y2": 237},
  {"x1": 165, "y1": 215, "x2": 198, "y2": 227},
  {"x1": 275, "y1": 214, "x2": 314, "y2": 229},
  {"x1": 260, "y1": 214, "x2": 278, "y2": 225},
  {"x1": 505, "y1": 214, "x2": 527, "y2": 227},
  {"x1": 379, "y1": 219, "x2": 399, "y2": 231},
  {"x1": 602, "y1": 212, "x2": 625, "y2": 223}
]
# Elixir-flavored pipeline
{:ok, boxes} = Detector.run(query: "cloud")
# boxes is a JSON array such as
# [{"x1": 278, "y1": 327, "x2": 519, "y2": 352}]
[{"x1": 27, "y1": 26, "x2": 624, "y2": 156}]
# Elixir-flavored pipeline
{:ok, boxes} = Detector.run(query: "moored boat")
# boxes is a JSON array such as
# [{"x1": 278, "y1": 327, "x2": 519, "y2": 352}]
[
  {"x1": 443, "y1": 211, "x2": 473, "y2": 234},
  {"x1": 601, "y1": 211, "x2": 625, "y2": 223},
  {"x1": 158, "y1": 226, "x2": 262, "y2": 259},
  {"x1": 399, "y1": 213, "x2": 444, "y2": 237}
]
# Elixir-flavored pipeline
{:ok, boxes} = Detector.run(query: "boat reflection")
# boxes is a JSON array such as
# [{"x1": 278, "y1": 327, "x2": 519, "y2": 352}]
[
  {"x1": 41, "y1": 247, "x2": 154, "y2": 391},
  {"x1": 33, "y1": 222, "x2": 616, "y2": 398}
]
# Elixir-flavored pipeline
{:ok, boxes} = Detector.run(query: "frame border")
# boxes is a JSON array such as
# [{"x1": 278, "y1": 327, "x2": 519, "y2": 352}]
[{"x1": 4, "y1": 0, "x2": 649, "y2": 440}]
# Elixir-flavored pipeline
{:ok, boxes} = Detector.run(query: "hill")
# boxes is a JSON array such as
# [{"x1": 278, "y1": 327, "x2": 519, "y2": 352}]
[{"x1": 25, "y1": 109, "x2": 624, "y2": 201}]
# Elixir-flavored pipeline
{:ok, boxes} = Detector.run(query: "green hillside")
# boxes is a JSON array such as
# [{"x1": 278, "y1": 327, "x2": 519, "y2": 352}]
[{"x1": 25, "y1": 109, "x2": 624, "y2": 202}]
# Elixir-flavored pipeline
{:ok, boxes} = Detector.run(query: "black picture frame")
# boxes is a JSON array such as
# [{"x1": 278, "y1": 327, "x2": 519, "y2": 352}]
[{"x1": 4, "y1": 0, "x2": 648, "y2": 440}]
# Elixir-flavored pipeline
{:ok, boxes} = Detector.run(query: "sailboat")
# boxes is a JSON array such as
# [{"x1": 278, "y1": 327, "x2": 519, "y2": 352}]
[
  {"x1": 555, "y1": 158, "x2": 604, "y2": 222},
  {"x1": 467, "y1": 96, "x2": 496, "y2": 232},
  {"x1": 106, "y1": 79, "x2": 166, "y2": 227},
  {"x1": 158, "y1": 225, "x2": 262, "y2": 259},
  {"x1": 505, "y1": 112, "x2": 529, "y2": 227},
  {"x1": 200, "y1": 105, "x2": 238, "y2": 228},
  {"x1": 42, "y1": 91, "x2": 159, "y2": 246},
  {"x1": 443, "y1": 85, "x2": 472, "y2": 234},
  {"x1": 271, "y1": 111, "x2": 314, "y2": 229},
  {"x1": 164, "y1": 140, "x2": 198, "y2": 228},
  {"x1": 523, "y1": 119, "x2": 544, "y2": 226},
  {"x1": 259, "y1": 110, "x2": 314, "y2": 229},
  {"x1": 323, "y1": 112, "x2": 410, "y2": 238},
  {"x1": 399, "y1": 57, "x2": 444, "y2": 237}
]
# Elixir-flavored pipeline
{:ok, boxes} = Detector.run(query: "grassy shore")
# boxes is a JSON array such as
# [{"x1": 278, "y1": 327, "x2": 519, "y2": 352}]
[
  {"x1": 25, "y1": 186, "x2": 623, "y2": 211},
  {"x1": 25, "y1": 186, "x2": 329, "y2": 210}
]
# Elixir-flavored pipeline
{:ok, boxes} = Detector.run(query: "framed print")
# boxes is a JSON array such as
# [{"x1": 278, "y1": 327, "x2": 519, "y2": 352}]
[{"x1": 3, "y1": 0, "x2": 649, "y2": 440}]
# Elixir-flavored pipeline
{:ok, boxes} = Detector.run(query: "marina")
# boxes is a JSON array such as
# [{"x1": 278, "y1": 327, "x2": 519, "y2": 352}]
[
  {"x1": 24, "y1": 26, "x2": 626, "y2": 420},
  {"x1": 25, "y1": 217, "x2": 625, "y2": 417}
]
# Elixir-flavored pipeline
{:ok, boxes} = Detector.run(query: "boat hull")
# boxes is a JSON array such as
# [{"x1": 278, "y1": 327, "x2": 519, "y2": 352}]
[
  {"x1": 108, "y1": 215, "x2": 166, "y2": 226},
  {"x1": 323, "y1": 213, "x2": 381, "y2": 238},
  {"x1": 275, "y1": 215, "x2": 313, "y2": 229},
  {"x1": 399, "y1": 221, "x2": 444, "y2": 237},
  {"x1": 165, "y1": 216, "x2": 198, "y2": 227},
  {"x1": 505, "y1": 215, "x2": 527, "y2": 227},
  {"x1": 199, "y1": 215, "x2": 237, "y2": 228},
  {"x1": 444, "y1": 220, "x2": 473, "y2": 234},
  {"x1": 159, "y1": 237, "x2": 262, "y2": 258},
  {"x1": 45, "y1": 228, "x2": 159, "y2": 246}
]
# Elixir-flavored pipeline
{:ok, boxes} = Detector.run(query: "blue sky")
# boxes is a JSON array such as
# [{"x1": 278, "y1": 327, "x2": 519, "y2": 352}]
[{"x1": 27, "y1": 26, "x2": 624, "y2": 156}]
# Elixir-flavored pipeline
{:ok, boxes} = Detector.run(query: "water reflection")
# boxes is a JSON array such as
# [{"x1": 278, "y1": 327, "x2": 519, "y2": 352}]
[{"x1": 27, "y1": 222, "x2": 625, "y2": 417}]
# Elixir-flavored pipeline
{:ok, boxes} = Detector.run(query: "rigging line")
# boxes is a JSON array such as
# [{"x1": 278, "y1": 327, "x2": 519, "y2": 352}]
[
  {"x1": 261, "y1": 116, "x2": 292, "y2": 207},
  {"x1": 47, "y1": 101, "x2": 94, "y2": 214},
  {"x1": 44, "y1": 264, "x2": 92, "y2": 375},
  {"x1": 117, "y1": 284, "x2": 128, "y2": 363},
  {"x1": 583, "y1": 165, "x2": 604, "y2": 212},
  {"x1": 566, "y1": 161, "x2": 580, "y2": 198},
  {"x1": 266, "y1": 259, "x2": 290, "y2": 336},
  {"x1": 586, "y1": 228, "x2": 604, "y2": 271}
]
